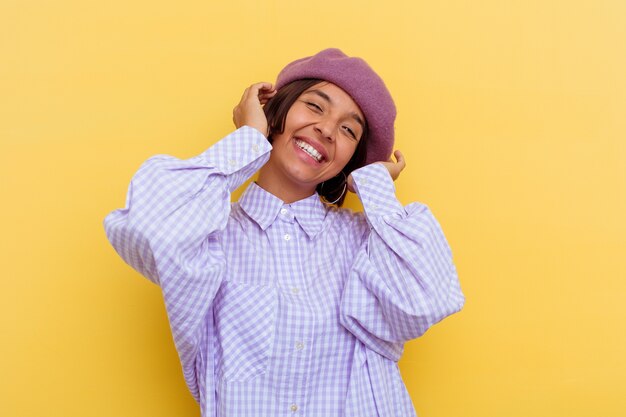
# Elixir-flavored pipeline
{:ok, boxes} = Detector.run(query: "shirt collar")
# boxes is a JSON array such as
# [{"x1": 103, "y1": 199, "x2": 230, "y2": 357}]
[{"x1": 239, "y1": 182, "x2": 327, "y2": 239}]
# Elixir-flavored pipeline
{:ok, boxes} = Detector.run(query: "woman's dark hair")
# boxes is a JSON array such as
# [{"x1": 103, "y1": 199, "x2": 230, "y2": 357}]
[{"x1": 263, "y1": 78, "x2": 369, "y2": 207}]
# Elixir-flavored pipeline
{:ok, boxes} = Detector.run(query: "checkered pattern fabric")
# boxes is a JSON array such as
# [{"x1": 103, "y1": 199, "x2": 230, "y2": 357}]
[{"x1": 104, "y1": 126, "x2": 465, "y2": 417}]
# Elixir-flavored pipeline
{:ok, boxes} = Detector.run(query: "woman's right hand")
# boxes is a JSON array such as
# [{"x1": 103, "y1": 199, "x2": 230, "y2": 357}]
[{"x1": 232, "y1": 82, "x2": 277, "y2": 137}]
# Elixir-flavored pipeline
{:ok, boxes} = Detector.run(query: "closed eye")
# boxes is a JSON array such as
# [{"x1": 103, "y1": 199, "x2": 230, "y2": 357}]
[
  {"x1": 306, "y1": 102, "x2": 323, "y2": 112},
  {"x1": 343, "y1": 126, "x2": 357, "y2": 140}
]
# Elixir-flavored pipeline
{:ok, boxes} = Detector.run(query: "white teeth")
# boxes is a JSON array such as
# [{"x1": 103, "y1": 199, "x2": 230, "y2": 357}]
[{"x1": 295, "y1": 139, "x2": 323, "y2": 162}]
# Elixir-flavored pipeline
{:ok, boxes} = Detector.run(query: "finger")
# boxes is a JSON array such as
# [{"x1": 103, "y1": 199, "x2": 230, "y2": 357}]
[
  {"x1": 248, "y1": 82, "x2": 274, "y2": 97},
  {"x1": 258, "y1": 92, "x2": 276, "y2": 104},
  {"x1": 243, "y1": 84, "x2": 274, "y2": 106},
  {"x1": 254, "y1": 81, "x2": 273, "y2": 89},
  {"x1": 259, "y1": 86, "x2": 276, "y2": 94},
  {"x1": 393, "y1": 150, "x2": 406, "y2": 167},
  {"x1": 259, "y1": 91, "x2": 277, "y2": 101}
]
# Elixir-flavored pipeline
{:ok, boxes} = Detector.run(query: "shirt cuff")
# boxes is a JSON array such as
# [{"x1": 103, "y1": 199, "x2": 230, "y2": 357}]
[
  {"x1": 351, "y1": 163, "x2": 404, "y2": 221},
  {"x1": 200, "y1": 126, "x2": 272, "y2": 190}
]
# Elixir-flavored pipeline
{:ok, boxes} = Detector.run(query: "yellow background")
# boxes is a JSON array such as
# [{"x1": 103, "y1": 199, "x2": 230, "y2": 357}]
[{"x1": 1, "y1": 0, "x2": 625, "y2": 416}]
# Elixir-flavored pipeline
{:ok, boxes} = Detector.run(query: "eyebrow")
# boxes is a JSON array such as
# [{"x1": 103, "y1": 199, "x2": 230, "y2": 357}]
[{"x1": 305, "y1": 89, "x2": 366, "y2": 130}]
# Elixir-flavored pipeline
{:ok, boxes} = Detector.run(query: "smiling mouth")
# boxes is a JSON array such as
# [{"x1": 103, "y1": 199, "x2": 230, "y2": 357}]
[{"x1": 294, "y1": 139, "x2": 324, "y2": 163}]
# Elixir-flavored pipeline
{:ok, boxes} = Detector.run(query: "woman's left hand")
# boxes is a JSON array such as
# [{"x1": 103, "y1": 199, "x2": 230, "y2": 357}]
[
  {"x1": 379, "y1": 150, "x2": 406, "y2": 181},
  {"x1": 347, "y1": 150, "x2": 406, "y2": 193}
]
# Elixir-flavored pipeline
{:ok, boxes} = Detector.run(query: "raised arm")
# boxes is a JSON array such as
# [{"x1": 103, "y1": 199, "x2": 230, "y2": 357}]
[
  {"x1": 340, "y1": 161, "x2": 465, "y2": 361},
  {"x1": 103, "y1": 125, "x2": 272, "y2": 401}
]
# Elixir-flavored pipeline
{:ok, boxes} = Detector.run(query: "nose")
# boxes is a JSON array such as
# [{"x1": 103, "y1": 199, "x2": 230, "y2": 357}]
[{"x1": 314, "y1": 119, "x2": 336, "y2": 142}]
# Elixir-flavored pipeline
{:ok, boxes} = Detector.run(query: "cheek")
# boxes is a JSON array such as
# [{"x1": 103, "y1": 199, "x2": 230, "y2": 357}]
[
  {"x1": 336, "y1": 141, "x2": 358, "y2": 166},
  {"x1": 283, "y1": 106, "x2": 310, "y2": 133}
]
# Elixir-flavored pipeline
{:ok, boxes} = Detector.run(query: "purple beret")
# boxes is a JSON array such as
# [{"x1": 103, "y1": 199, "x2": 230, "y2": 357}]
[{"x1": 275, "y1": 48, "x2": 396, "y2": 165}]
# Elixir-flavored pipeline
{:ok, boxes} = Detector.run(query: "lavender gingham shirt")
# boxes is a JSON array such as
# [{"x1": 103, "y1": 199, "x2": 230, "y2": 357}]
[{"x1": 104, "y1": 126, "x2": 465, "y2": 417}]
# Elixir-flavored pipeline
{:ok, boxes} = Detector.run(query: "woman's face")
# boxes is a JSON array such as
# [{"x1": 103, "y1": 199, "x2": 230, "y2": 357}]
[{"x1": 268, "y1": 82, "x2": 365, "y2": 191}]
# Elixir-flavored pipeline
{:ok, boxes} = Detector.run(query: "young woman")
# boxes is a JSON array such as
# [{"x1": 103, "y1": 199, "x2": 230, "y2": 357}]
[{"x1": 105, "y1": 48, "x2": 465, "y2": 417}]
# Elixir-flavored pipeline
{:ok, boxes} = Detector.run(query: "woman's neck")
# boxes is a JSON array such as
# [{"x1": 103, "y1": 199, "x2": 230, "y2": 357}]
[{"x1": 256, "y1": 163, "x2": 317, "y2": 204}]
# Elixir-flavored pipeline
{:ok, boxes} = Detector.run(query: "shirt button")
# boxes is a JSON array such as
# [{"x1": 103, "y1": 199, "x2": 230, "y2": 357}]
[
  {"x1": 291, "y1": 287, "x2": 299, "y2": 294},
  {"x1": 290, "y1": 404, "x2": 298, "y2": 412},
  {"x1": 295, "y1": 341, "x2": 304, "y2": 350},
  {"x1": 228, "y1": 158, "x2": 237, "y2": 166},
  {"x1": 284, "y1": 234, "x2": 291, "y2": 241},
  {"x1": 251, "y1": 144, "x2": 259, "y2": 152},
  {"x1": 371, "y1": 204, "x2": 379, "y2": 211},
  {"x1": 280, "y1": 208, "x2": 288, "y2": 215},
  {"x1": 361, "y1": 178, "x2": 368, "y2": 185}
]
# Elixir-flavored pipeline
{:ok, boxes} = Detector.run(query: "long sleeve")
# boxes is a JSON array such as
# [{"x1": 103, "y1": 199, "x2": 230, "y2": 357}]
[
  {"x1": 103, "y1": 126, "x2": 272, "y2": 403},
  {"x1": 339, "y1": 163, "x2": 465, "y2": 362}
]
